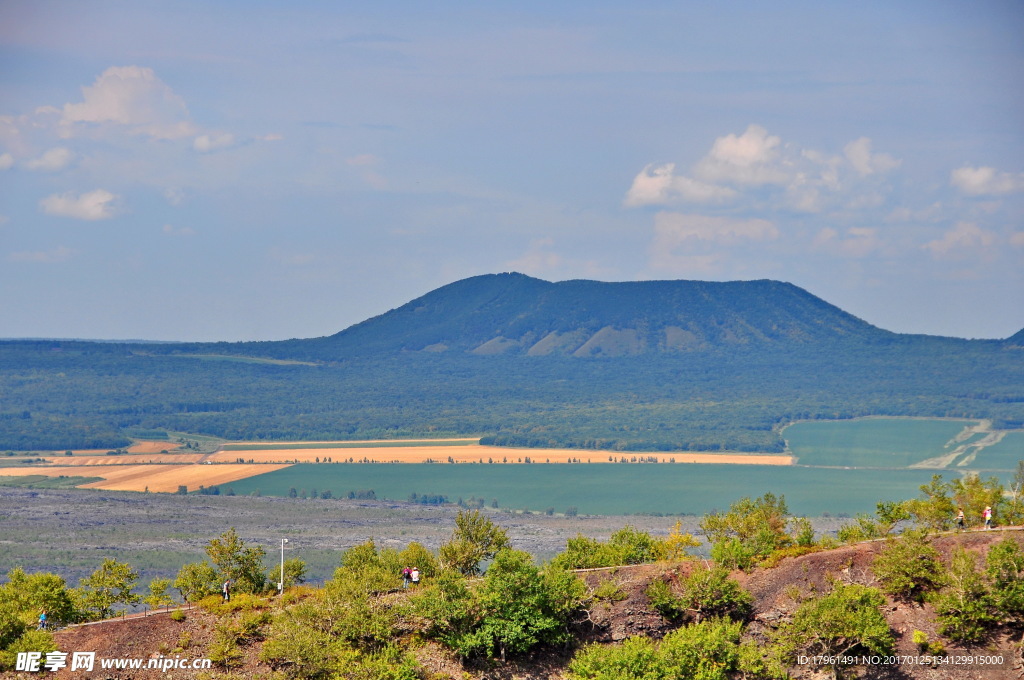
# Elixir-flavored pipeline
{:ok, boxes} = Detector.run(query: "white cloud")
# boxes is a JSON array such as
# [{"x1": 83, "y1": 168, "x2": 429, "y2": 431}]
[
  {"x1": 26, "y1": 147, "x2": 75, "y2": 171},
  {"x1": 950, "y1": 165, "x2": 1024, "y2": 196},
  {"x1": 694, "y1": 124, "x2": 790, "y2": 186},
  {"x1": 39, "y1": 189, "x2": 119, "y2": 220},
  {"x1": 1009, "y1": 232, "x2": 1024, "y2": 248},
  {"x1": 624, "y1": 163, "x2": 737, "y2": 206},
  {"x1": 61, "y1": 66, "x2": 196, "y2": 139},
  {"x1": 812, "y1": 227, "x2": 882, "y2": 258},
  {"x1": 626, "y1": 127, "x2": 901, "y2": 214},
  {"x1": 193, "y1": 132, "x2": 236, "y2": 153},
  {"x1": 0, "y1": 152, "x2": 13, "y2": 170},
  {"x1": 923, "y1": 221, "x2": 996, "y2": 258},
  {"x1": 8, "y1": 246, "x2": 74, "y2": 263},
  {"x1": 844, "y1": 137, "x2": 901, "y2": 177}
]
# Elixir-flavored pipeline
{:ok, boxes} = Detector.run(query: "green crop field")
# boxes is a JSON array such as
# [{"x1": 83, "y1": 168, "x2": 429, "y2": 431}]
[
  {"x1": 784, "y1": 418, "x2": 979, "y2": 468},
  {"x1": 223, "y1": 463, "x2": 948, "y2": 517}
]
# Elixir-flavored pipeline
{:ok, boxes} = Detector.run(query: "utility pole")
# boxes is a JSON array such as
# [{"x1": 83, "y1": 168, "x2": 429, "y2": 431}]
[{"x1": 279, "y1": 538, "x2": 289, "y2": 594}]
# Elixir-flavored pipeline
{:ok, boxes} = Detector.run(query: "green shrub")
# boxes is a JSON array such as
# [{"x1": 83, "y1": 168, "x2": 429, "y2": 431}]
[
  {"x1": 773, "y1": 582, "x2": 893, "y2": 675},
  {"x1": 986, "y1": 537, "x2": 1024, "y2": 620},
  {"x1": 871, "y1": 530, "x2": 945, "y2": 601},
  {"x1": 569, "y1": 618, "x2": 751, "y2": 680},
  {"x1": 646, "y1": 567, "x2": 752, "y2": 624},
  {"x1": 934, "y1": 547, "x2": 996, "y2": 643},
  {"x1": 169, "y1": 609, "x2": 186, "y2": 622}
]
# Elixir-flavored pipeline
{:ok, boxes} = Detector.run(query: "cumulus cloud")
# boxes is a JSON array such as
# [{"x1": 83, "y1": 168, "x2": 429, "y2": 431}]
[
  {"x1": 624, "y1": 163, "x2": 737, "y2": 206},
  {"x1": 26, "y1": 147, "x2": 75, "y2": 171},
  {"x1": 39, "y1": 189, "x2": 119, "y2": 220},
  {"x1": 923, "y1": 221, "x2": 996, "y2": 258},
  {"x1": 844, "y1": 137, "x2": 901, "y2": 176},
  {"x1": 8, "y1": 246, "x2": 74, "y2": 263},
  {"x1": 0, "y1": 152, "x2": 13, "y2": 170},
  {"x1": 60, "y1": 66, "x2": 196, "y2": 139},
  {"x1": 694, "y1": 124, "x2": 790, "y2": 186},
  {"x1": 626, "y1": 126, "x2": 901, "y2": 215},
  {"x1": 950, "y1": 165, "x2": 1024, "y2": 196}
]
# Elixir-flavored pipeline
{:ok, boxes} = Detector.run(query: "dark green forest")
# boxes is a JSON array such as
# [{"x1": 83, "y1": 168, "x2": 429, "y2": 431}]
[{"x1": 1, "y1": 336, "x2": 1021, "y2": 451}]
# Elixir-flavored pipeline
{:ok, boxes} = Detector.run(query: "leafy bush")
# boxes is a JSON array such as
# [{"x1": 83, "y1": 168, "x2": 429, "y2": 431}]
[
  {"x1": 772, "y1": 582, "x2": 893, "y2": 676},
  {"x1": 933, "y1": 546, "x2": 996, "y2": 643},
  {"x1": 552, "y1": 526, "x2": 667, "y2": 569},
  {"x1": 987, "y1": 537, "x2": 1024, "y2": 622},
  {"x1": 871, "y1": 530, "x2": 945, "y2": 601},
  {"x1": 438, "y1": 509, "x2": 510, "y2": 576},
  {"x1": 424, "y1": 549, "x2": 587, "y2": 660},
  {"x1": 568, "y1": 618, "x2": 759, "y2": 680},
  {"x1": 646, "y1": 567, "x2": 752, "y2": 624}
]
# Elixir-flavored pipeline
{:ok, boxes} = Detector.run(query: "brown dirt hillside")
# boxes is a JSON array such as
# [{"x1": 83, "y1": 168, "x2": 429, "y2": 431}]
[{"x1": 8, "y1": 529, "x2": 1024, "y2": 680}]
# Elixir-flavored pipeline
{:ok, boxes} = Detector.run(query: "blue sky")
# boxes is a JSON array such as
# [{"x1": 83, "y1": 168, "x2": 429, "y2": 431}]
[{"x1": 1, "y1": 1, "x2": 1022, "y2": 341}]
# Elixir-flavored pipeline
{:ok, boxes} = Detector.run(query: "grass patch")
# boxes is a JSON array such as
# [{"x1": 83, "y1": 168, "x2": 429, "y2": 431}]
[{"x1": 0, "y1": 474, "x2": 103, "y2": 488}]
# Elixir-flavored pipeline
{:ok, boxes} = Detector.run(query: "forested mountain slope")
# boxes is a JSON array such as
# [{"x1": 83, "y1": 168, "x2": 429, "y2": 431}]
[{"x1": 1, "y1": 274, "x2": 1021, "y2": 450}]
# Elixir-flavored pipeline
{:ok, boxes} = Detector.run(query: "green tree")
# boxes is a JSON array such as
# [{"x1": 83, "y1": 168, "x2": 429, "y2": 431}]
[
  {"x1": 76, "y1": 558, "x2": 140, "y2": 619},
  {"x1": 397, "y1": 541, "x2": 439, "y2": 579},
  {"x1": 205, "y1": 528, "x2": 267, "y2": 594},
  {"x1": 173, "y1": 561, "x2": 219, "y2": 602},
  {"x1": 906, "y1": 475, "x2": 955, "y2": 531},
  {"x1": 700, "y1": 492, "x2": 790, "y2": 569},
  {"x1": 143, "y1": 577, "x2": 175, "y2": 610},
  {"x1": 951, "y1": 474, "x2": 1004, "y2": 528},
  {"x1": 442, "y1": 549, "x2": 587, "y2": 660},
  {"x1": 0, "y1": 568, "x2": 79, "y2": 625},
  {"x1": 438, "y1": 509, "x2": 510, "y2": 576}
]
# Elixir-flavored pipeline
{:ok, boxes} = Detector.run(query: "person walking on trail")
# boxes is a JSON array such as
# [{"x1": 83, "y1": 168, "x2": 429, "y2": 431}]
[
  {"x1": 222, "y1": 579, "x2": 231, "y2": 603},
  {"x1": 38, "y1": 610, "x2": 47, "y2": 631},
  {"x1": 411, "y1": 567, "x2": 420, "y2": 587},
  {"x1": 401, "y1": 566, "x2": 411, "y2": 589},
  {"x1": 984, "y1": 506, "x2": 993, "y2": 530},
  {"x1": 956, "y1": 508, "x2": 965, "y2": 531}
]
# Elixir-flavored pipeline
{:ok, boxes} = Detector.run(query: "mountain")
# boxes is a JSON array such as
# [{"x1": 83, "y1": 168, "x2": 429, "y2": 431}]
[
  {"x1": 3, "y1": 273, "x2": 1021, "y2": 452},
  {"x1": 1007, "y1": 327, "x2": 1024, "y2": 346},
  {"x1": 276, "y1": 273, "x2": 895, "y2": 359}
]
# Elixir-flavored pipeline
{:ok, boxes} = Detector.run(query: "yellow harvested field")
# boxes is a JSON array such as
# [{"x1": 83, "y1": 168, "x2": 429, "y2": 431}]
[
  {"x1": 41, "y1": 454, "x2": 206, "y2": 466},
  {"x1": 0, "y1": 464, "x2": 289, "y2": 493},
  {"x1": 212, "y1": 444, "x2": 793, "y2": 466}
]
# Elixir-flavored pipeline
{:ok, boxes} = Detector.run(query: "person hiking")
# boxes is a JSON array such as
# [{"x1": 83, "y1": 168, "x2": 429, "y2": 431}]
[
  {"x1": 38, "y1": 610, "x2": 47, "y2": 631},
  {"x1": 401, "y1": 566, "x2": 411, "y2": 589},
  {"x1": 222, "y1": 579, "x2": 231, "y2": 602},
  {"x1": 410, "y1": 567, "x2": 420, "y2": 587},
  {"x1": 984, "y1": 506, "x2": 993, "y2": 530},
  {"x1": 956, "y1": 508, "x2": 965, "y2": 531}
]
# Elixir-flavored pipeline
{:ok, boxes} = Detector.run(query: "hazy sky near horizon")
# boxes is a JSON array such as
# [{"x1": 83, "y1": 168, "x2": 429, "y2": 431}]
[{"x1": 1, "y1": 1, "x2": 1022, "y2": 341}]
